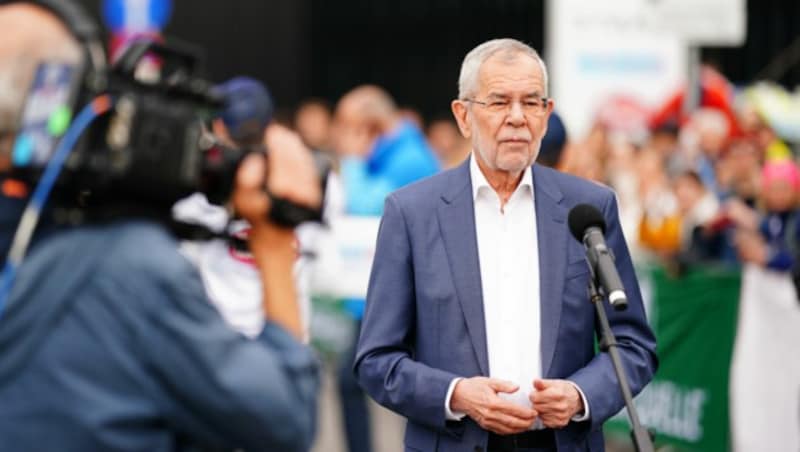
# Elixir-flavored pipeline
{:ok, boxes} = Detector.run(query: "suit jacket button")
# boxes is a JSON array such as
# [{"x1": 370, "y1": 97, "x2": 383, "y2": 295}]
[{"x1": 474, "y1": 447, "x2": 483, "y2": 452}]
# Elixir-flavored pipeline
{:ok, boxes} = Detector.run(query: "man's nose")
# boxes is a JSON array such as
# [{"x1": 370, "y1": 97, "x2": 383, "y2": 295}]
[{"x1": 506, "y1": 101, "x2": 526, "y2": 126}]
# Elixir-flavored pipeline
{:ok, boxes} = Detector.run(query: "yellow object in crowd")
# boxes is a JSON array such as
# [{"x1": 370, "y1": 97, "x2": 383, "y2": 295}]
[{"x1": 638, "y1": 213, "x2": 682, "y2": 254}]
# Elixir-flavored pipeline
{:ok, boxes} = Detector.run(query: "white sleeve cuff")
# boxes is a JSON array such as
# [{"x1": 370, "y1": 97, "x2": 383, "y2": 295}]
[
  {"x1": 444, "y1": 377, "x2": 467, "y2": 421},
  {"x1": 568, "y1": 381, "x2": 591, "y2": 422}
]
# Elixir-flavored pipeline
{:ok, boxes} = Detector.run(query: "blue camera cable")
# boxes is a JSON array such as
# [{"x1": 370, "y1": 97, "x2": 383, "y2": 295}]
[{"x1": 0, "y1": 95, "x2": 113, "y2": 318}]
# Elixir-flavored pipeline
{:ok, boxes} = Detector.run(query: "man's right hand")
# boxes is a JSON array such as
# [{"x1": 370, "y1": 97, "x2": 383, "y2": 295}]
[{"x1": 450, "y1": 377, "x2": 538, "y2": 435}]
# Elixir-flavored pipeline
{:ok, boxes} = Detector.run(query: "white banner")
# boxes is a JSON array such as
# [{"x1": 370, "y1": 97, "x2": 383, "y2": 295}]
[
  {"x1": 730, "y1": 265, "x2": 800, "y2": 452},
  {"x1": 547, "y1": 0, "x2": 687, "y2": 139},
  {"x1": 309, "y1": 215, "x2": 381, "y2": 299}
]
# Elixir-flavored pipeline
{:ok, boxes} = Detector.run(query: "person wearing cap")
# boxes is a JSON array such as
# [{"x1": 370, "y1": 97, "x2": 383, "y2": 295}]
[{"x1": 174, "y1": 76, "x2": 317, "y2": 339}]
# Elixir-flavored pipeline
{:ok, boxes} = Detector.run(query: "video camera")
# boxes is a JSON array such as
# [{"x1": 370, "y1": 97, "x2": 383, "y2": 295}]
[{"x1": 2, "y1": 1, "x2": 324, "y2": 228}]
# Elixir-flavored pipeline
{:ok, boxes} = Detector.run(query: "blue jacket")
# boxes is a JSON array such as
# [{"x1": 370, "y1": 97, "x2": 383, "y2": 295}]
[
  {"x1": 0, "y1": 221, "x2": 319, "y2": 451},
  {"x1": 355, "y1": 161, "x2": 657, "y2": 452},
  {"x1": 341, "y1": 121, "x2": 439, "y2": 318},
  {"x1": 342, "y1": 120, "x2": 439, "y2": 216},
  {"x1": 760, "y1": 210, "x2": 800, "y2": 271}
]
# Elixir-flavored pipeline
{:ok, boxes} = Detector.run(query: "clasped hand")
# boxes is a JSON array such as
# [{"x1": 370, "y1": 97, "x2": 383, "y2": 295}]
[{"x1": 450, "y1": 377, "x2": 583, "y2": 435}]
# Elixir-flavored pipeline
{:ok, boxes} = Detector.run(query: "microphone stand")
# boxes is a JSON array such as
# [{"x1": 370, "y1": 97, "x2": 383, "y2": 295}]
[{"x1": 588, "y1": 278, "x2": 655, "y2": 452}]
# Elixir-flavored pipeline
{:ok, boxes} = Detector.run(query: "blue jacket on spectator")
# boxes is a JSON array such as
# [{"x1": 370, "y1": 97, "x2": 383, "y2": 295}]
[
  {"x1": 342, "y1": 120, "x2": 439, "y2": 216},
  {"x1": 340, "y1": 120, "x2": 439, "y2": 318}
]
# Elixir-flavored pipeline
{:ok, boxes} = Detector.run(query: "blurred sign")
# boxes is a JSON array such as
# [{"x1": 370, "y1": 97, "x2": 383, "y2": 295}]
[
  {"x1": 309, "y1": 216, "x2": 381, "y2": 299},
  {"x1": 547, "y1": 0, "x2": 687, "y2": 138},
  {"x1": 651, "y1": 0, "x2": 746, "y2": 46},
  {"x1": 547, "y1": 0, "x2": 747, "y2": 138}
]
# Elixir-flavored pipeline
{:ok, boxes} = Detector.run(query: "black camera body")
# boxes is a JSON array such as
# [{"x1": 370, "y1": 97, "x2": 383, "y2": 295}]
[
  {"x1": 2, "y1": 0, "x2": 324, "y2": 230},
  {"x1": 9, "y1": 39, "x2": 241, "y2": 213},
  {"x1": 8, "y1": 39, "x2": 324, "y2": 228}
]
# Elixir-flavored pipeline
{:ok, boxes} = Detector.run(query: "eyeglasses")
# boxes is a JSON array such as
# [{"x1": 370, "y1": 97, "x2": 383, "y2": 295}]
[{"x1": 462, "y1": 97, "x2": 550, "y2": 117}]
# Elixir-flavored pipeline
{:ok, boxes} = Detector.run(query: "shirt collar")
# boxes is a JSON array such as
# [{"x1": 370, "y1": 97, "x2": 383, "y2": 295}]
[{"x1": 469, "y1": 153, "x2": 533, "y2": 201}]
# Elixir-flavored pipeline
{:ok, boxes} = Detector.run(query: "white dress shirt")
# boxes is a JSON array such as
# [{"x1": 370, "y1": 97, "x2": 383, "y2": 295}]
[{"x1": 444, "y1": 155, "x2": 589, "y2": 426}]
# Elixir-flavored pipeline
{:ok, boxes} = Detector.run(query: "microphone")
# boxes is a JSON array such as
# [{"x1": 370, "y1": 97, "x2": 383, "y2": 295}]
[{"x1": 567, "y1": 203, "x2": 628, "y2": 310}]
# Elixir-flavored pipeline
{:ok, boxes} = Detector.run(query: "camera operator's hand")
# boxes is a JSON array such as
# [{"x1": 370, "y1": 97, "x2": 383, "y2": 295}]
[
  {"x1": 232, "y1": 124, "x2": 321, "y2": 340},
  {"x1": 233, "y1": 124, "x2": 322, "y2": 226},
  {"x1": 263, "y1": 124, "x2": 323, "y2": 211}
]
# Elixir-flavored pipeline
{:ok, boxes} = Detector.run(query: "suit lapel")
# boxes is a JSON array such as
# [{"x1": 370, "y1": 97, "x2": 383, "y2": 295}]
[
  {"x1": 533, "y1": 165, "x2": 567, "y2": 378},
  {"x1": 437, "y1": 160, "x2": 489, "y2": 376}
]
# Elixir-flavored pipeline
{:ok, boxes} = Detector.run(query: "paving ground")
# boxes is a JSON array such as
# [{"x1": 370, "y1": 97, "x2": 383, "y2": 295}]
[{"x1": 311, "y1": 363, "x2": 406, "y2": 452}]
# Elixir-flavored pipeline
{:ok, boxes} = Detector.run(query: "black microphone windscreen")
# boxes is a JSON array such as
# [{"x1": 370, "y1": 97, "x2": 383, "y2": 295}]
[{"x1": 567, "y1": 204, "x2": 606, "y2": 242}]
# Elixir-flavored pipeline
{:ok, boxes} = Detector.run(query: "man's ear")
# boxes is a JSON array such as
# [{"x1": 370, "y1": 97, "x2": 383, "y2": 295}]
[
  {"x1": 540, "y1": 99, "x2": 555, "y2": 137},
  {"x1": 451, "y1": 100, "x2": 471, "y2": 139}
]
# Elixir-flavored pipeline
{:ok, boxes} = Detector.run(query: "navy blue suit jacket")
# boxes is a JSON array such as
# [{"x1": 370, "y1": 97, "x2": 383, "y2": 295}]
[{"x1": 355, "y1": 160, "x2": 657, "y2": 452}]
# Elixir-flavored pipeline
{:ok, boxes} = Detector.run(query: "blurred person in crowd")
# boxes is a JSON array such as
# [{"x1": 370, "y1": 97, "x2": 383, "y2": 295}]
[
  {"x1": 174, "y1": 77, "x2": 310, "y2": 339},
  {"x1": 561, "y1": 123, "x2": 608, "y2": 178},
  {"x1": 355, "y1": 38, "x2": 656, "y2": 452},
  {"x1": 333, "y1": 85, "x2": 439, "y2": 215},
  {"x1": 398, "y1": 105, "x2": 424, "y2": 131},
  {"x1": 566, "y1": 145, "x2": 604, "y2": 183},
  {"x1": 715, "y1": 138, "x2": 762, "y2": 204},
  {"x1": 755, "y1": 118, "x2": 793, "y2": 161},
  {"x1": 294, "y1": 98, "x2": 332, "y2": 152},
  {"x1": 427, "y1": 115, "x2": 471, "y2": 169},
  {"x1": 332, "y1": 84, "x2": 439, "y2": 452},
  {"x1": 537, "y1": 111, "x2": 568, "y2": 169},
  {"x1": 604, "y1": 137, "x2": 644, "y2": 258},
  {"x1": 649, "y1": 121, "x2": 684, "y2": 177},
  {"x1": 649, "y1": 121, "x2": 680, "y2": 160},
  {"x1": 737, "y1": 101, "x2": 764, "y2": 137},
  {"x1": 735, "y1": 159, "x2": 800, "y2": 275},
  {"x1": 636, "y1": 147, "x2": 682, "y2": 258},
  {"x1": 0, "y1": 3, "x2": 320, "y2": 451},
  {"x1": 682, "y1": 108, "x2": 730, "y2": 197},
  {"x1": 673, "y1": 170, "x2": 720, "y2": 252}
]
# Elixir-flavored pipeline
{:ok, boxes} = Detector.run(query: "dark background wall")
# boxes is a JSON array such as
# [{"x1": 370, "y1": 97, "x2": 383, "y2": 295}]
[{"x1": 74, "y1": 0, "x2": 800, "y2": 120}]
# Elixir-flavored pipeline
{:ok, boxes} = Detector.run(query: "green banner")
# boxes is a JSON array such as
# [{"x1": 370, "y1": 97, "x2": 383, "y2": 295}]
[{"x1": 605, "y1": 265, "x2": 740, "y2": 452}]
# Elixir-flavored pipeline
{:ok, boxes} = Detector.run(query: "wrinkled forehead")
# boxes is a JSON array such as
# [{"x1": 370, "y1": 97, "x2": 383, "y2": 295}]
[{"x1": 476, "y1": 52, "x2": 545, "y2": 96}]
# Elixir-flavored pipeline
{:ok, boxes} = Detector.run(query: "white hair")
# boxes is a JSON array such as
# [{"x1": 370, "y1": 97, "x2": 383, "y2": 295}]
[{"x1": 457, "y1": 38, "x2": 548, "y2": 99}]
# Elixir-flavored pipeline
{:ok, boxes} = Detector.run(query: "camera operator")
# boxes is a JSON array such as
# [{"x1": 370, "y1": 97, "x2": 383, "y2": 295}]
[
  {"x1": 0, "y1": 3, "x2": 320, "y2": 451},
  {"x1": 175, "y1": 77, "x2": 314, "y2": 341}
]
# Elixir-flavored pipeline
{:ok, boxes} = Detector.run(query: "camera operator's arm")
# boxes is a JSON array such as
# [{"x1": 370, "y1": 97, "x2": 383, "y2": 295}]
[
  {"x1": 132, "y1": 127, "x2": 322, "y2": 450},
  {"x1": 233, "y1": 125, "x2": 322, "y2": 340}
]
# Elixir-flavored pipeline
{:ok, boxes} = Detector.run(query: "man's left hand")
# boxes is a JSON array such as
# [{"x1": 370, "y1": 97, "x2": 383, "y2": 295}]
[{"x1": 529, "y1": 379, "x2": 584, "y2": 429}]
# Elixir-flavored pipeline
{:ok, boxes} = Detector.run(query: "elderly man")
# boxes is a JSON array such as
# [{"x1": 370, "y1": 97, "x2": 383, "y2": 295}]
[{"x1": 355, "y1": 38, "x2": 657, "y2": 452}]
